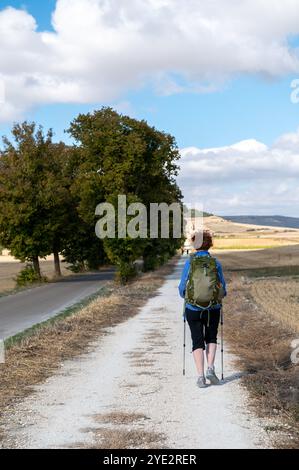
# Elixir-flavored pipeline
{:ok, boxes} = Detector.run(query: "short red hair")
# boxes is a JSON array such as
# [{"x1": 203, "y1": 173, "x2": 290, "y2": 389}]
[{"x1": 191, "y1": 230, "x2": 213, "y2": 251}]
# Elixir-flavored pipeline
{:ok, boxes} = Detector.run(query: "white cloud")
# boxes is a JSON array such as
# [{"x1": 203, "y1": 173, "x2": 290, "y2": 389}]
[
  {"x1": 0, "y1": 0, "x2": 299, "y2": 121},
  {"x1": 274, "y1": 129, "x2": 299, "y2": 151},
  {"x1": 178, "y1": 129, "x2": 299, "y2": 215}
]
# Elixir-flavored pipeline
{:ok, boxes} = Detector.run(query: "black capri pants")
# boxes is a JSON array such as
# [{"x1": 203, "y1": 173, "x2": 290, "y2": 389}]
[{"x1": 185, "y1": 307, "x2": 221, "y2": 351}]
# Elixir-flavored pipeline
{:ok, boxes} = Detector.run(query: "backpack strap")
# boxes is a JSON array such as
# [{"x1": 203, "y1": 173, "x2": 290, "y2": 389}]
[{"x1": 190, "y1": 251, "x2": 211, "y2": 260}]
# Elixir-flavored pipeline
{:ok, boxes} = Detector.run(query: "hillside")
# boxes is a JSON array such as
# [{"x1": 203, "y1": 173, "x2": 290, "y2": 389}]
[
  {"x1": 202, "y1": 215, "x2": 299, "y2": 250},
  {"x1": 222, "y1": 215, "x2": 299, "y2": 229}
]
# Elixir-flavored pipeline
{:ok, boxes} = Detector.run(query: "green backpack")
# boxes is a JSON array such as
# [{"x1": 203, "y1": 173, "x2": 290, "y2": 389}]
[{"x1": 185, "y1": 254, "x2": 225, "y2": 309}]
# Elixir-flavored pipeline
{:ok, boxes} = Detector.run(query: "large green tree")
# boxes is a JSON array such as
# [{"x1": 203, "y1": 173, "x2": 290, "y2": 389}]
[
  {"x1": 68, "y1": 107, "x2": 183, "y2": 279},
  {"x1": 0, "y1": 123, "x2": 74, "y2": 278},
  {"x1": 68, "y1": 107, "x2": 181, "y2": 200}
]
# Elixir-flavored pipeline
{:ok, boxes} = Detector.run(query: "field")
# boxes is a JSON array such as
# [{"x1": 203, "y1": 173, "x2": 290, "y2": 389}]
[
  {"x1": 213, "y1": 237, "x2": 298, "y2": 250},
  {"x1": 251, "y1": 278, "x2": 299, "y2": 333},
  {"x1": 0, "y1": 256, "x2": 70, "y2": 294},
  {"x1": 214, "y1": 244, "x2": 299, "y2": 334},
  {"x1": 213, "y1": 244, "x2": 299, "y2": 270},
  {"x1": 204, "y1": 215, "x2": 299, "y2": 250}
]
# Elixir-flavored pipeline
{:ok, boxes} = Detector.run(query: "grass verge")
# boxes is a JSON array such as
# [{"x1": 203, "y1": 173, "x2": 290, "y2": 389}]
[{"x1": 224, "y1": 273, "x2": 299, "y2": 448}]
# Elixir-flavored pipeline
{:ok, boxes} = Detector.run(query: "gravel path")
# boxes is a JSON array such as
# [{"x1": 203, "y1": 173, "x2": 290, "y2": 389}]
[{"x1": 2, "y1": 260, "x2": 270, "y2": 449}]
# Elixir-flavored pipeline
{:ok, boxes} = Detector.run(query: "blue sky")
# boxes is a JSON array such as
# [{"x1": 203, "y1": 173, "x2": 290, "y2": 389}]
[
  {"x1": 1, "y1": 75, "x2": 299, "y2": 149},
  {"x1": 12, "y1": 75, "x2": 299, "y2": 149},
  {"x1": 1, "y1": 1, "x2": 299, "y2": 215},
  {"x1": 3, "y1": 0, "x2": 56, "y2": 31}
]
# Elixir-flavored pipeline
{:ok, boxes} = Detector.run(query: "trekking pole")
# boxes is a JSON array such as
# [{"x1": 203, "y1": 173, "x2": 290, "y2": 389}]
[
  {"x1": 220, "y1": 306, "x2": 224, "y2": 381},
  {"x1": 183, "y1": 301, "x2": 186, "y2": 376}
]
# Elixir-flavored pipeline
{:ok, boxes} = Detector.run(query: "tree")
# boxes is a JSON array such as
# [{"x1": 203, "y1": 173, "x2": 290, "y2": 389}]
[
  {"x1": 0, "y1": 123, "x2": 52, "y2": 278},
  {"x1": 0, "y1": 123, "x2": 74, "y2": 279},
  {"x1": 68, "y1": 107, "x2": 183, "y2": 280},
  {"x1": 68, "y1": 107, "x2": 181, "y2": 201},
  {"x1": 100, "y1": 193, "x2": 148, "y2": 282}
]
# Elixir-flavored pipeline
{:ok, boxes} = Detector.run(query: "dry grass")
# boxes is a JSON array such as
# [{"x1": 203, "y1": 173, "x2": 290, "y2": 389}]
[
  {"x1": 135, "y1": 371, "x2": 155, "y2": 376},
  {"x1": 224, "y1": 273, "x2": 299, "y2": 448},
  {"x1": 94, "y1": 412, "x2": 148, "y2": 425},
  {"x1": 85, "y1": 428, "x2": 165, "y2": 449},
  {"x1": 123, "y1": 351, "x2": 145, "y2": 359},
  {"x1": 75, "y1": 411, "x2": 164, "y2": 449},
  {"x1": 0, "y1": 257, "x2": 178, "y2": 440},
  {"x1": 251, "y1": 278, "x2": 299, "y2": 333},
  {"x1": 130, "y1": 359, "x2": 156, "y2": 367}
]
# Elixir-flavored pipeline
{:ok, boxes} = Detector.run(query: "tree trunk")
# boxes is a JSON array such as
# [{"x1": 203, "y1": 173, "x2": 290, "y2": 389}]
[
  {"x1": 32, "y1": 255, "x2": 41, "y2": 281},
  {"x1": 53, "y1": 250, "x2": 62, "y2": 277}
]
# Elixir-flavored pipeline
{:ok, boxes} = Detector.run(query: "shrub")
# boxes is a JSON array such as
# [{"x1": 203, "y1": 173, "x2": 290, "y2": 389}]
[
  {"x1": 116, "y1": 262, "x2": 137, "y2": 284},
  {"x1": 158, "y1": 253, "x2": 170, "y2": 266},
  {"x1": 15, "y1": 264, "x2": 47, "y2": 286},
  {"x1": 143, "y1": 253, "x2": 159, "y2": 272},
  {"x1": 66, "y1": 261, "x2": 87, "y2": 273}
]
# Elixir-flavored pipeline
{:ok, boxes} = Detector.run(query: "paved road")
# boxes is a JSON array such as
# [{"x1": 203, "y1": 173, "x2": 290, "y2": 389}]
[{"x1": 0, "y1": 269, "x2": 115, "y2": 340}]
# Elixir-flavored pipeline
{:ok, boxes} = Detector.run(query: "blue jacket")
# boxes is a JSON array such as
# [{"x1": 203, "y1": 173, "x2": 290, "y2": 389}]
[{"x1": 178, "y1": 250, "x2": 227, "y2": 311}]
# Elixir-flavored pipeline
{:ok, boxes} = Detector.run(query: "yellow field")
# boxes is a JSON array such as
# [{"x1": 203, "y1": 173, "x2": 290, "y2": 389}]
[
  {"x1": 201, "y1": 215, "x2": 299, "y2": 250},
  {"x1": 251, "y1": 278, "x2": 299, "y2": 333},
  {"x1": 213, "y1": 237, "x2": 298, "y2": 250}
]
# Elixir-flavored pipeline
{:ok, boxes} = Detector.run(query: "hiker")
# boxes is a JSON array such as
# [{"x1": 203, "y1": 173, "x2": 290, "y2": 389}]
[{"x1": 178, "y1": 230, "x2": 227, "y2": 388}]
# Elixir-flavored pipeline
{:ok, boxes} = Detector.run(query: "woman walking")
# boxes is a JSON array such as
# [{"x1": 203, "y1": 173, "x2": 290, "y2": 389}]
[{"x1": 179, "y1": 230, "x2": 227, "y2": 388}]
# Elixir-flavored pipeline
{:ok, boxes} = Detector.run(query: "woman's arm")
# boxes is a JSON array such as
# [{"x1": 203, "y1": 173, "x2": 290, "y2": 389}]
[{"x1": 178, "y1": 258, "x2": 191, "y2": 298}]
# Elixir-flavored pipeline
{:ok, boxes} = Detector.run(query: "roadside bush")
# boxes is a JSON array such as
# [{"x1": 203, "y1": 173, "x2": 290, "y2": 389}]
[
  {"x1": 66, "y1": 261, "x2": 87, "y2": 273},
  {"x1": 116, "y1": 262, "x2": 137, "y2": 284},
  {"x1": 143, "y1": 253, "x2": 159, "y2": 272},
  {"x1": 158, "y1": 253, "x2": 170, "y2": 266},
  {"x1": 15, "y1": 264, "x2": 47, "y2": 286}
]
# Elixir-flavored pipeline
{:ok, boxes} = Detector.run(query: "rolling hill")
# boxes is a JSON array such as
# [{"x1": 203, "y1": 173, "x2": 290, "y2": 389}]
[{"x1": 222, "y1": 215, "x2": 299, "y2": 229}]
